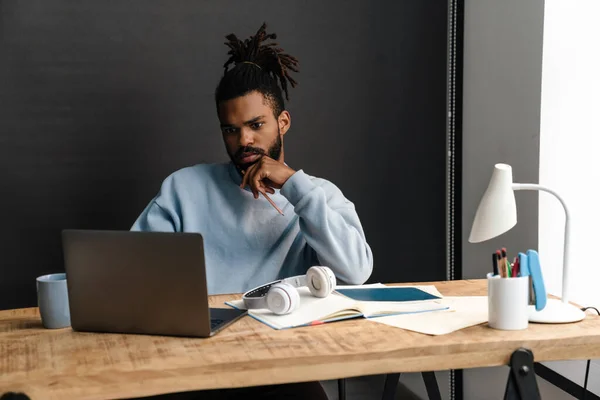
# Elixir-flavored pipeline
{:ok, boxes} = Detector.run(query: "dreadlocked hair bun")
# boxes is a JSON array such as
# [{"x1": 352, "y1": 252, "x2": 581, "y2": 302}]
[
  {"x1": 215, "y1": 23, "x2": 299, "y2": 118},
  {"x1": 222, "y1": 22, "x2": 299, "y2": 100}
]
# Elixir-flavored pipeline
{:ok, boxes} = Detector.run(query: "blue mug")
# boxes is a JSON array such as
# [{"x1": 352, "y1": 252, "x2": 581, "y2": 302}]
[{"x1": 36, "y1": 273, "x2": 71, "y2": 329}]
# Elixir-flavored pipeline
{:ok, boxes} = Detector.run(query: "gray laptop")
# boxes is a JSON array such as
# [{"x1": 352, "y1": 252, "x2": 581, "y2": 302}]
[{"x1": 61, "y1": 229, "x2": 247, "y2": 337}]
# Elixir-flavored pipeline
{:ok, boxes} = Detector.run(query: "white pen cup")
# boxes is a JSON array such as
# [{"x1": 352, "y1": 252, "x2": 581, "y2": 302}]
[{"x1": 487, "y1": 273, "x2": 529, "y2": 330}]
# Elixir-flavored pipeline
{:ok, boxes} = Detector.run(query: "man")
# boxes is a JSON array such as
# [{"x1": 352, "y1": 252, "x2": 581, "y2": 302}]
[
  {"x1": 131, "y1": 23, "x2": 373, "y2": 399},
  {"x1": 132, "y1": 23, "x2": 373, "y2": 294}
]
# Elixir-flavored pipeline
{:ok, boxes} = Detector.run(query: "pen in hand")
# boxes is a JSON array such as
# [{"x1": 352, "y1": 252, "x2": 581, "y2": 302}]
[
  {"x1": 260, "y1": 191, "x2": 284, "y2": 216},
  {"x1": 240, "y1": 170, "x2": 285, "y2": 216}
]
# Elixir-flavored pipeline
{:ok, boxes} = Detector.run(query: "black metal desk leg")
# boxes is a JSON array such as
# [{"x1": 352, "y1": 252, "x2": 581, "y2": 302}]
[
  {"x1": 382, "y1": 373, "x2": 401, "y2": 400},
  {"x1": 338, "y1": 378, "x2": 346, "y2": 400},
  {"x1": 422, "y1": 372, "x2": 442, "y2": 400},
  {"x1": 504, "y1": 348, "x2": 541, "y2": 400},
  {"x1": 0, "y1": 393, "x2": 31, "y2": 400}
]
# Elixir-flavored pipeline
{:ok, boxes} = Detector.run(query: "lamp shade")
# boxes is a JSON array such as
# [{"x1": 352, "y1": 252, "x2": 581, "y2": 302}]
[{"x1": 469, "y1": 163, "x2": 517, "y2": 243}]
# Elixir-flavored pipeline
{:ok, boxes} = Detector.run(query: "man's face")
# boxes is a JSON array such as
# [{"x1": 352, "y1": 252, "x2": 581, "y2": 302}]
[{"x1": 218, "y1": 91, "x2": 290, "y2": 172}]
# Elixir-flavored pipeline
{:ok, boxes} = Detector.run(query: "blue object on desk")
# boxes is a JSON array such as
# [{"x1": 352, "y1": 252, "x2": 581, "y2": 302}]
[
  {"x1": 527, "y1": 249, "x2": 547, "y2": 311},
  {"x1": 518, "y1": 250, "x2": 547, "y2": 311},
  {"x1": 518, "y1": 252, "x2": 529, "y2": 277},
  {"x1": 335, "y1": 287, "x2": 440, "y2": 302}
]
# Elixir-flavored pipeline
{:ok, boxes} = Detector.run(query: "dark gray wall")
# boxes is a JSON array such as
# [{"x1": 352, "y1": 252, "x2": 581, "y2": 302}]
[
  {"x1": 461, "y1": 0, "x2": 543, "y2": 398},
  {"x1": 462, "y1": 0, "x2": 542, "y2": 279},
  {"x1": 0, "y1": 0, "x2": 451, "y2": 309}
]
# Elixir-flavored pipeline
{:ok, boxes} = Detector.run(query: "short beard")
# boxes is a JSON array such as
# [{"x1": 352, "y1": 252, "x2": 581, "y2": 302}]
[{"x1": 232, "y1": 132, "x2": 282, "y2": 172}]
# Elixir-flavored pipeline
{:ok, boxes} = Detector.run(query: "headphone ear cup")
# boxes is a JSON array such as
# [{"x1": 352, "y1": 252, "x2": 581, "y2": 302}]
[
  {"x1": 324, "y1": 267, "x2": 337, "y2": 291},
  {"x1": 266, "y1": 282, "x2": 300, "y2": 315},
  {"x1": 306, "y1": 266, "x2": 336, "y2": 297}
]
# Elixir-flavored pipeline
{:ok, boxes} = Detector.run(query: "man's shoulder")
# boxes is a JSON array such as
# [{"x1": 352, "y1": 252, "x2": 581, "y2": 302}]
[
  {"x1": 160, "y1": 163, "x2": 229, "y2": 189},
  {"x1": 302, "y1": 171, "x2": 351, "y2": 205},
  {"x1": 299, "y1": 171, "x2": 354, "y2": 207},
  {"x1": 301, "y1": 171, "x2": 338, "y2": 192}
]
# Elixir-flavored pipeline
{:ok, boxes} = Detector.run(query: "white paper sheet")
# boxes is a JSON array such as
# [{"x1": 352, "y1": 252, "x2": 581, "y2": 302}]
[{"x1": 369, "y1": 296, "x2": 489, "y2": 335}]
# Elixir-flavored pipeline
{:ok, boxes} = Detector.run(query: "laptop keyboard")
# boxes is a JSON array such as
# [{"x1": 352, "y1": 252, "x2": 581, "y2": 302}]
[{"x1": 210, "y1": 318, "x2": 224, "y2": 330}]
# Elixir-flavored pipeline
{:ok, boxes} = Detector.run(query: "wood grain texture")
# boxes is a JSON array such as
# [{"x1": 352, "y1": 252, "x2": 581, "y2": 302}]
[{"x1": 2, "y1": 280, "x2": 600, "y2": 400}]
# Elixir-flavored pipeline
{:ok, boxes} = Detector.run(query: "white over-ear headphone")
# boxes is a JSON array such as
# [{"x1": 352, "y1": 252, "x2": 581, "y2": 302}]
[{"x1": 242, "y1": 266, "x2": 336, "y2": 315}]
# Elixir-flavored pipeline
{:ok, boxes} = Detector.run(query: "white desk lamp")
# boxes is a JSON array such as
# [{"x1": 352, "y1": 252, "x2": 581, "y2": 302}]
[{"x1": 469, "y1": 163, "x2": 585, "y2": 323}]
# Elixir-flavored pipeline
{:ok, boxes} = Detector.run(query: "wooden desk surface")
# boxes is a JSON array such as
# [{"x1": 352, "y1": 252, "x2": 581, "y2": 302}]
[{"x1": 2, "y1": 279, "x2": 600, "y2": 400}]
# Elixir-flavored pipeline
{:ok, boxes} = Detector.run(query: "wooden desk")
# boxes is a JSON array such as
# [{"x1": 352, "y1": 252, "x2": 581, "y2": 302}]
[{"x1": 2, "y1": 279, "x2": 600, "y2": 400}]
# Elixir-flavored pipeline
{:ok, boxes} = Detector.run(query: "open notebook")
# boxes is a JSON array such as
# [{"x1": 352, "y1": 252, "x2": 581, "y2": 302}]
[{"x1": 225, "y1": 284, "x2": 449, "y2": 330}]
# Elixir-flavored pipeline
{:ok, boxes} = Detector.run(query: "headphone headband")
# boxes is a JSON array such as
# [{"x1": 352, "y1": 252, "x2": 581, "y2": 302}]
[
  {"x1": 242, "y1": 274, "x2": 306, "y2": 309},
  {"x1": 281, "y1": 275, "x2": 307, "y2": 288},
  {"x1": 242, "y1": 267, "x2": 336, "y2": 314},
  {"x1": 242, "y1": 280, "x2": 280, "y2": 309}
]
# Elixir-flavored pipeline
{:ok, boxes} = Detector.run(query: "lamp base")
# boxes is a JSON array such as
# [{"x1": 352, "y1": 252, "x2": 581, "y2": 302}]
[{"x1": 528, "y1": 298, "x2": 585, "y2": 323}]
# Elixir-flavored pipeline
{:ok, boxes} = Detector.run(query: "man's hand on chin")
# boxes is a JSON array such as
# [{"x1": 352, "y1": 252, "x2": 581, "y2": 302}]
[{"x1": 240, "y1": 157, "x2": 296, "y2": 199}]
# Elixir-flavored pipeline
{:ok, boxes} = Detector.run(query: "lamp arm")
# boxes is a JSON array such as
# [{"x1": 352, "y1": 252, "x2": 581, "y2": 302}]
[{"x1": 512, "y1": 183, "x2": 571, "y2": 304}]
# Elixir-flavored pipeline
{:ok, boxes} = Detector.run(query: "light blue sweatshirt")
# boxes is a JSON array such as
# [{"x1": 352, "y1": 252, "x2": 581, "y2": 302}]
[{"x1": 131, "y1": 162, "x2": 373, "y2": 294}]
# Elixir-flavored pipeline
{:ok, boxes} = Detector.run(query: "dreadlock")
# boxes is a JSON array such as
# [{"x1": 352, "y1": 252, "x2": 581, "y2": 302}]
[{"x1": 215, "y1": 23, "x2": 299, "y2": 117}]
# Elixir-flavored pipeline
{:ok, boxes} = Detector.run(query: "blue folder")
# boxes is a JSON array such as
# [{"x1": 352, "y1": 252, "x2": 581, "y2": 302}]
[{"x1": 335, "y1": 287, "x2": 440, "y2": 302}]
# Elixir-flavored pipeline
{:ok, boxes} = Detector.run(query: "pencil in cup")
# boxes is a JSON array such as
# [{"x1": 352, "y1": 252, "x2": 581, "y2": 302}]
[
  {"x1": 493, "y1": 248, "x2": 524, "y2": 279},
  {"x1": 492, "y1": 253, "x2": 499, "y2": 276},
  {"x1": 502, "y1": 247, "x2": 511, "y2": 277},
  {"x1": 495, "y1": 250, "x2": 506, "y2": 277}
]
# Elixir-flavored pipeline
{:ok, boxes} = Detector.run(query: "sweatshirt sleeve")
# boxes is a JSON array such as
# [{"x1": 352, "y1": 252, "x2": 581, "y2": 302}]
[
  {"x1": 130, "y1": 199, "x2": 180, "y2": 232},
  {"x1": 280, "y1": 170, "x2": 373, "y2": 285},
  {"x1": 131, "y1": 170, "x2": 185, "y2": 232}
]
